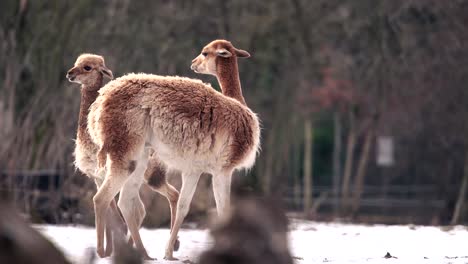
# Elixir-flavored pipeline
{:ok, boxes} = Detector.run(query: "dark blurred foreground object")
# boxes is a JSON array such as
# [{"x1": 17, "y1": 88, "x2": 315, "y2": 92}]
[
  {"x1": 198, "y1": 197, "x2": 293, "y2": 264},
  {"x1": 0, "y1": 202, "x2": 70, "y2": 264},
  {"x1": 79, "y1": 215, "x2": 143, "y2": 264},
  {"x1": 111, "y1": 214, "x2": 143, "y2": 264}
]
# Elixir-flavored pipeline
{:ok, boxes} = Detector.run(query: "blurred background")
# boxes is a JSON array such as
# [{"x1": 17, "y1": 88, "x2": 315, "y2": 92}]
[{"x1": 1, "y1": 0, "x2": 467, "y2": 227}]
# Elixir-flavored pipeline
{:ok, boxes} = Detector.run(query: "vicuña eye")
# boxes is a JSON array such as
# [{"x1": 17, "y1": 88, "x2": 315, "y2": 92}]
[
  {"x1": 202, "y1": 52, "x2": 208, "y2": 56},
  {"x1": 84, "y1": 66, "x2": 92, "y2": 71}
]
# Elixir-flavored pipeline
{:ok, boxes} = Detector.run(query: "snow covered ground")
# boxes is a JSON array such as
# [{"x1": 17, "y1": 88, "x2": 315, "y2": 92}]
[{"x1": 36, "y1": 220, "x2": 468, "y2": 264}]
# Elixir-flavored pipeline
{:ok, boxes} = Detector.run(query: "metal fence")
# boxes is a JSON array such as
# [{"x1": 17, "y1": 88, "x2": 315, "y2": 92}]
[{"x1": 284, "y1": 185, "x2": 455, "y2": 225}]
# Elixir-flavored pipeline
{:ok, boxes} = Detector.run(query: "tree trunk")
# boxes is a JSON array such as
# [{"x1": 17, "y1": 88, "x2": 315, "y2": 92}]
[
  {"x1": 351, "y1": 129, "x2": 374, "y2": 214},
  {"x1": 303, "y1": 119, "x2": 313, "y2": 215},
  {"x1": 451, "y1": 154, "x2": 468, "y2": 225},
  {"x1": 293, "y1": 137, "x2": 302, "y2": 208},
  {"x1": 262, "y1": 129, "x2": 276, "y2": 195},
  {"x1": 332, "y1": 111, "x2": 342, "y2": 214},
  {"x1": 341, "y1": 111, "x2": 356, "y2": 211}
]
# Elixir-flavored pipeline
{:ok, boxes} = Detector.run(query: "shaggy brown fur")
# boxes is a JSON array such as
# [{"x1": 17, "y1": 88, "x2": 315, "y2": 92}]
[
  {"x1": 140, "y1": 40, "x2": 250, "y2": 192},
  {"x1": 146, "y1": 159, "x2": 167, "y2": 189},
  {"x1": 88, "y1": 40, "x2": 259, "y2": 260},
  {"x1": 91, "y1": 75, "x2": 258, "y2": 171},
  {"x1": 67, "y1": 54, "x2": 126, "y2": 257},
  {"x1": 146, "y1": 39, "x2": 250, "y2": 192},
  {"x1": 68, "y1": 54, "x2": 180, "y2": 259},
  {"x1": 69, "y1": 54, "x2": 112, "y2": 176},
  {"x1": 191, "y1": 40, "x2": 253, "y2": 166},
  {"x1": 144, "y1": 152, "x2": 179, "y2": 238},
  {"x1": 77, "y1": 88, "x2": 99, "y2": 152}
]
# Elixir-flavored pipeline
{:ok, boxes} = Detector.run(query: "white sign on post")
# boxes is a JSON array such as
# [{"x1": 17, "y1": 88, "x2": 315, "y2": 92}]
[{"x1": 377, "y1": 136, "x2": 394, "y2": 167}]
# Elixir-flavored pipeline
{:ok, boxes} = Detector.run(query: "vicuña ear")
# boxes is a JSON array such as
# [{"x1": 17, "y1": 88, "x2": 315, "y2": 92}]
[
  {"x1": 234, "y1": 48, "x2": 250, "y2": 58},
  {"x1": 100, "y1": 66, "x2": 113, "y2": 79},
  {"x1": 216, "y1": 49, "x2": 232, "y2": 58}
]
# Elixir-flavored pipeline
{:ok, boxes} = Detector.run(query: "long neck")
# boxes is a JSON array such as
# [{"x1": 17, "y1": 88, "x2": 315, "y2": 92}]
[
  {"x1": 216, "y1": 57, "x2": 247, "y2": 106},
  {"x1": 77, "y1": 76, "x2": 102, "y2": 143}
]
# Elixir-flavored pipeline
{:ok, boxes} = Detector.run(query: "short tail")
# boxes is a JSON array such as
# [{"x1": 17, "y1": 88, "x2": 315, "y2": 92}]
[
  {"x1": 97, "y1": 145, "x2": 108, "y2": 170},
  {"x1": 144, "y1": 156, "x2": 179, "y2": 225}
]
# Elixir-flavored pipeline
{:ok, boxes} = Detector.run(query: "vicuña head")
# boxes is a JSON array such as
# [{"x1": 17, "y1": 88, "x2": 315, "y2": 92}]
[
  {"x1": 191, "y1": 39, "x2": 250, "y2": 76},
  {"x1": 66, "y1": 54, "x2": 113, "y2": 86},
  {"x1": 191, "y1": 40, "x2": 250, "y2": 105}
]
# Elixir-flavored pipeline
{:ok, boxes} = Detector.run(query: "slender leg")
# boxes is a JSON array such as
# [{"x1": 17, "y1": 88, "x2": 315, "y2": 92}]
[
  {"x1": 161, "y1": 183, "x2": 179, "y2": 230},
  {"x1": 104, "y1": 220, "x2": 113, "y2": 257},
  {"x1": 95, "y1": 179, "x2": 113, "y2": 257},
  {"x1": 118, "y1": 153, "x2": 154, "y2": 260},
  {"x1": 154, "y1": 182, "x2": 180, "y2": 251},
  {"x1": 103, "y1": 198, "x2": 131, "y2": 257},
  {"x1": 164, "y1": 171, "x2": 201, "y2": 260},
  {"x1": 93, "y1": 164, "x2": 130, "y2": 258},
  {"x1": 109, "y1": 199, "x2": 128, "y2": 237},
  {"x1": 144, "y1": 156, "x2": 180, "y2": 250},
  {"x1": 212, "y1": 170, "x2": 233, "y2": 218},
  {"x1": 119, "y1": 183, "x2": 153, "y2": 260},
  {"x1": 95, "y1": 179, "x2": 127, "y2": 257},
  {"x1": 105, "y1": 200, "x2": 128, "y2": 257},
  {"x1": 125, "y1": 195, "x2": 146, "y2": 247}
]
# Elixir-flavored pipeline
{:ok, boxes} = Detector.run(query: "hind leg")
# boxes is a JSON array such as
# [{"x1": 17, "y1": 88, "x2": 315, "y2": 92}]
[
  {"x1": 93, "y1": 160, "x2": 132, "y2": 258},
  {"x1": 119, "y1": 184, "x2": 152, "y2": 260},
  {"x1": 212, "y1": 169, "x2": 233, "y2": 218},
  {"x1": 125, "y1": 185, "x2": 148, "y2": 247},
  {"x1": 94, "y1": 178, "x2": 127, "y2": 257},
  {"x1": 156, "y1": 183, "x2": 180, "y2": 251},
  {"x1": 94, "y1": 179, "x2": 114, "y2": 257},
  {"x1": 145, "y1": 156, "x2": 180, "y2": 250},
  {"x1": 118, "y1": 152, "x2": 154, "y2": 260},
  {"x1": 124, "y1": 195, "x2": 148, "y2": 248},
  {"x1": 106, "y1": 199, "x2": 128, "y2": 256}
]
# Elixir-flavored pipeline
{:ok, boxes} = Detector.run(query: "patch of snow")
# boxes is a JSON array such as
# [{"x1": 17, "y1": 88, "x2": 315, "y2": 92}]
[{"x1": 35, "y1": 220, "x2": 468, "y2": 264}]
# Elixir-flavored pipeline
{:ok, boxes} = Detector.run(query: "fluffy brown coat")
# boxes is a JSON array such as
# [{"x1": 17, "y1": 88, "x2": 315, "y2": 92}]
[
  {"x1": 88, "y1": 40, "x2": 260, "y2": 260},
  {"x1": 67, "y1": 54, "x2": 126, "y2": 258},
  {"x1": 68, "y1": 54, "x2": 179, "y2": 260},
  {"x1": 69, "y1": 54, "x2": 112, "y2": 177},
  {"x1": 90, "y1": 74, "x2": 259, "y2": 173},
  {"x1": 191, "y1": 39, "x2": 254, "y2": 166}
]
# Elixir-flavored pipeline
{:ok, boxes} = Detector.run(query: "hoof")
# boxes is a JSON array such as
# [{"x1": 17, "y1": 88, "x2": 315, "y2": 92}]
[
  {"x1": 143, "y1": 254, "x2": 156, "y2": 261},
  {"x1": 127, "y1": 237, "x2": 134, "y2": 246},
  {"x1": 174, "y1": 238, "x2": 180, "y2": 252},
  {"x1": 163, "y1": 256, "x2": 179, "y2": 261},
  {"x1": 97, "y1": 248, "x2": 107, "y2": 258},
  {"x1": 104, "y1": 246, "x2": 113, "y2": 257}
]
